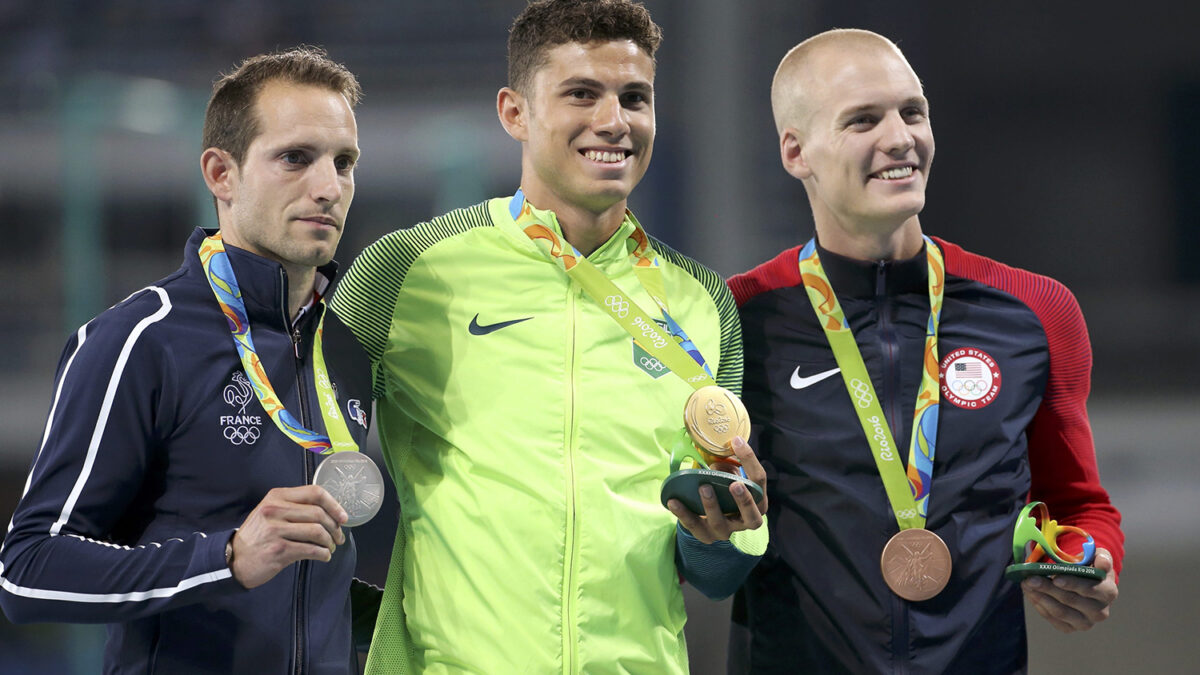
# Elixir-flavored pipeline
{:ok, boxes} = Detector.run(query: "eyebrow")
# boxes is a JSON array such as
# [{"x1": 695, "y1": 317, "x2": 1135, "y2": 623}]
[
  {"x1": 272, "y1": 141, "x2": 361, "y2": 160},
  {"x1": 557, "y1": 77, "x2": 653, "y2": 95},
  {"x1": 837, "y1": 96, "x2": 929, "y2": 120}
]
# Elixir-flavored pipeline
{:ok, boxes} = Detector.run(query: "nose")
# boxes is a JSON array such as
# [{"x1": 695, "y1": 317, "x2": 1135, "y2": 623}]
[
  {"x1": 310, "y1": 157, "x2": 345, "y2": 204},
  {"x1": 879, "y1": 111, "x2": 915, "y2": 156},
  {"x1": 591, "y1": 94, "x2": 630, "y2": 137}
]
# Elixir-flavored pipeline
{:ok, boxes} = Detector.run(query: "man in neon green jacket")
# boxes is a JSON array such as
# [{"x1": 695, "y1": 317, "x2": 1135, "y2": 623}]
[{"x1": 332, "y1": 2, "x2": 768, "y2": 672}]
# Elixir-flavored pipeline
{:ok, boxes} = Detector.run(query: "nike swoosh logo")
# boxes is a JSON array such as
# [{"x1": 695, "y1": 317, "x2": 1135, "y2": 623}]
[
  {"x1": 790, "y1": 366, "x2": 841, "y2": 389},
  {"x1": 468, "y1": 314, "x2": 533, "y2": 335}
]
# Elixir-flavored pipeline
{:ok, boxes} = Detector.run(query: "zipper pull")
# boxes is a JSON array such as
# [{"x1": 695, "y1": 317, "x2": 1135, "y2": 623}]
[{"x1": 292, "y1": 327, "x2": 302, "y2": 359}]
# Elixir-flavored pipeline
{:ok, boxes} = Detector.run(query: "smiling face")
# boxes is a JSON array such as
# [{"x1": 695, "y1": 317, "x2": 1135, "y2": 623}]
[
  {"x1": 206, "y1": 80, "x2": 360, "y2": 274},
  {"x1": 781, "y1": 41, "x2": 934, "y2": 253},
  {"x1": 501, "y1": 39, "x2": 655, "y2": 220}
]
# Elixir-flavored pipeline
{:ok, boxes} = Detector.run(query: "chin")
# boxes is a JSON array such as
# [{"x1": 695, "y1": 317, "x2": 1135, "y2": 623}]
[
  {"x1": 302, "y1": 245, "x2": 338, "y2": 269},
  {"x1": 572, "y1": 190, "x2": 629, "y2": 214},
  {"x1": 881, "y1": 196, "x2": 926, "y2": 221}
]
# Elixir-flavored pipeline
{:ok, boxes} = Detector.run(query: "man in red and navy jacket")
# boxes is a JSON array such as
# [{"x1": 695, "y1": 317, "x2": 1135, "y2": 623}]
[{"x1": 726, "y1": 29, "x2": 1122, "y2": 674}]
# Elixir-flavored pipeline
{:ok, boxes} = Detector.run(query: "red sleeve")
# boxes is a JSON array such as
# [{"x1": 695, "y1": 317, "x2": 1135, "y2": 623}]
[
  {"x1": 937, "y1": 237, "x2": 1124, "y2": 578},
  {"x1": 727, "y1": 246, "x2": 803, "y2": 307}
]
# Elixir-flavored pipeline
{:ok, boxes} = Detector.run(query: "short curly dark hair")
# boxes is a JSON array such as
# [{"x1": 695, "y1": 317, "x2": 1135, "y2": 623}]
[
  {"x1": 507, "y1": 0, "x2": 663, "y2": 94},
  {"x1": 203, "y1": 46, "x2": 361, "y2": 168}
]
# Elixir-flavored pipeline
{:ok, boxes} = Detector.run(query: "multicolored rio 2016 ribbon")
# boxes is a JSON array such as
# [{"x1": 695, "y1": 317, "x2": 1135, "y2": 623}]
[
  {"x1": 198, "y1": 232, "x2": 358, "y2": 456},
  {"x1": 511, "y1": 190, "x2": 750, "y2": 476},
  {"x1": 512, "y1": 189, "x2": 715, "y2": 388},
  {"x1": 798, "y1": 237, "x2": 944, "y2": 531}
]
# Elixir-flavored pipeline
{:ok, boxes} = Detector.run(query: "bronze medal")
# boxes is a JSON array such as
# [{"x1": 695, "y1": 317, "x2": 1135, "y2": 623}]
[
  {"x1": 683, "y1": 385, "x2": 750, "y2": 458},
  {"x1": 880, "y1": 529, "x2": 952, "y2": 601}
]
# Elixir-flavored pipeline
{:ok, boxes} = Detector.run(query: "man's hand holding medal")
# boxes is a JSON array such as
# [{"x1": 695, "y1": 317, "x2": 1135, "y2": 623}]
[{"x1": 661, "y1": 385, "x2": 768, "y2": 545}]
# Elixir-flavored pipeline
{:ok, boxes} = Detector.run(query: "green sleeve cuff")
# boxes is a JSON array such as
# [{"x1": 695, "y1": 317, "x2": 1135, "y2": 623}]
[{"x1": 729, "y1": 514, "x2": 768, "y2": 556}]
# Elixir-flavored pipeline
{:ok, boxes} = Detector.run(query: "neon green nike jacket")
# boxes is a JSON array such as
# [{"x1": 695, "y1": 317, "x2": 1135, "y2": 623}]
[{"x1": 331, "y1": 197, "x2": 746, "y2": 674}]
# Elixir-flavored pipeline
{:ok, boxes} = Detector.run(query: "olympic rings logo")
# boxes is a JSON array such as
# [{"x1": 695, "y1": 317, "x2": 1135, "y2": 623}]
[
  {"x1": 895, "y1": 508, "x2": 918, "y2": 519},
  {"x1": 951, "y1": 379, "x2": 986, "y2": 394},
  {"x1": 639, "y1": 356, "x2": 667, "y2": 372},
  {"x1": 850, "y1": 378, "x2": 874, "y2": 408},
  {"x1": 223, "y1": 425, "x2": 261, "y2": 445},
  {"x1": 605, "y1": 295, "x2": 630, "y2": 318}
]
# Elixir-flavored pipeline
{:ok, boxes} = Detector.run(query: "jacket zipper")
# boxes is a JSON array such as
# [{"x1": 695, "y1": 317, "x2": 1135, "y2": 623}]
[
  {"x1": 876, "y1": 261, "x2": 910, "y2": 674},
  {"x1": 562, "y1": 284, "x2": 582, "y2": 673},
  {"x1": 875, "y1": 261, "x2": 902, "y2": 449},
  {"x1": 284, "y1": 270, "x2": 313, "y2": 675},
  {"x1": 294, "y1": 327, "x2": 312, "y2": 675}
]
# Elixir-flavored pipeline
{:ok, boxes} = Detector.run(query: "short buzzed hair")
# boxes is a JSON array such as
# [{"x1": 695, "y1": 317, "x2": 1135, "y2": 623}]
[
  {"x1": 203, "y1": 46, "x2": 361, "y2": 167},
  {"x1": 771, "y1": 29, "x2": 910, "y2": 134},
  {"x1": 507, "y1": 0, "x2": 663, "y2": 95}
]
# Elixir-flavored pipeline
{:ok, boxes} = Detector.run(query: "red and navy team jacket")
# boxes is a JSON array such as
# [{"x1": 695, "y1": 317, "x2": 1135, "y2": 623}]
[
  {"x1": 725, "y1": 237, "x2": 1123, "y2": 674},
  {"x1": 0, "y1": 228, "x2": 379, "y2": 674}
]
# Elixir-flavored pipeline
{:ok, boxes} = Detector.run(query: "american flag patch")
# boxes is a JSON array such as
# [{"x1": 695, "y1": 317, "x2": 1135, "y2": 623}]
[{"x1": 954, "y1": 361, "x2": 983, "y2": 378}]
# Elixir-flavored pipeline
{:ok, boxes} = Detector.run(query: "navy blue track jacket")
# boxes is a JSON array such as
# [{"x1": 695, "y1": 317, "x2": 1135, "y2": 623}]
[
  {"x1": 0, "y1": 228, "x2": 380, "y2": 674},
  {"x1": 726, "y1": 238, "x2": 1122, "y2": 675}
]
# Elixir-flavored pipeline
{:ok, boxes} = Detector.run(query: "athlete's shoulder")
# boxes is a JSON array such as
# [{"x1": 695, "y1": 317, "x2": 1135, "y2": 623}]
[
  {"x1": 338, "y1": 200, "x2": 498, "y2": 293},
  {"x1": 650, "y1": 236, "x2": 733, "y2": 307},
  {"x1": 376, "y1": 200, "x2": 498, "y2": 254},
  {"x1": 60, "y1": 274, "x2": 197, "y2": 376},
  {"x1": 934, "y1": 237, "x2": 1080, "y2": 319},
  {"x1": 84, "y1": 266, "x2": 193, "y2": 335},
  {"x1": 726, "y1": 246, "x2": 804, "y2": 308},
  {"x1": 651, "y1": 236, "x2": 721, "y2": 284}
]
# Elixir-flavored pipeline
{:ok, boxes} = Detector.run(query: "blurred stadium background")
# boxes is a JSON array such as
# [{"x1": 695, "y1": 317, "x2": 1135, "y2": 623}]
[{"x1": 1, "y1": 1, "x2": 1196, "y2": 672}]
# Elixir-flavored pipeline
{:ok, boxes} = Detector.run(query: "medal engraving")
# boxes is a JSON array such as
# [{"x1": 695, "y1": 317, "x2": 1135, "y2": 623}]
[
  {"x1": 684, "y1": 386, "x2": 750, "y2": 458},
  {"x1": 313, "y1": 452, "x2": 384, "y2": 527},
  {"x1": 880, "y1": 529, "x2": 952, "y2": 601}
]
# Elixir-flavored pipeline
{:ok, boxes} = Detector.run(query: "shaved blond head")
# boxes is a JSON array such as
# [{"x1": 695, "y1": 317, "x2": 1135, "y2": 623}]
[{"x1": 771, "y1": 29, "x2": 915, "y2": 134}]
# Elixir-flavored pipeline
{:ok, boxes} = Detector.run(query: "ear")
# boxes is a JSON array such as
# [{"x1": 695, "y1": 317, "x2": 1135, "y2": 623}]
[
  {"x1": 497, "y1": 87, "x2": 528, "y2": 142},
  {"x1": 200, "y1": 147, "x2": 237, "y2": 204},
  {"x1": 779, "y1": 128, "x2": 812, "y2": 181}
]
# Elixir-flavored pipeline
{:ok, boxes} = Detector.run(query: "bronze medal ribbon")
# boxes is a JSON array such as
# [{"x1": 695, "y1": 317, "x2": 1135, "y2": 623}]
[{"x1": 797, "y1": 237, "x2": 944, "y2": 530}]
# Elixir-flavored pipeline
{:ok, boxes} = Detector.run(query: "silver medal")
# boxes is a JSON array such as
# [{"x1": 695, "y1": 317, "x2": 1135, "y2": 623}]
[{"x1": 312, "y1": 452, "x2": 384, "y2": 527}]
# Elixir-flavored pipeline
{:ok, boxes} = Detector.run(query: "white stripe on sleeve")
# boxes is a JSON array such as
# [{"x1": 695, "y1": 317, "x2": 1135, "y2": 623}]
[{"x1": 50, "y1": 287, "x2": 173, "y2": 537}]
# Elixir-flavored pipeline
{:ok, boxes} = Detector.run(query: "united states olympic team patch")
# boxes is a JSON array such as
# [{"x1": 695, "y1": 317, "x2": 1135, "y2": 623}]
[{"x1": 939, "y1": 347, "x2": 1002, "y2": 409}]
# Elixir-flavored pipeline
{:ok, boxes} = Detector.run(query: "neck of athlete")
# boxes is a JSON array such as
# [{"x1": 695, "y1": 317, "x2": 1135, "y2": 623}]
[
  {"x1": 815, "y1": 214, "x2": 925, "y2": 262},
  {"x1": 285, "y1": 264, "x2": 317, "y2": 323},
  {"x1": 522, "y1": 186, "x2": 627, "y2": 257}
]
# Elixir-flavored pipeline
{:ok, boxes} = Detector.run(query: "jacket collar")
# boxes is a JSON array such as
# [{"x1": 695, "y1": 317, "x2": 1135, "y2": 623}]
[
  {"x1": 495, "y1": 193, "x2": 641, "y2": 268},
  {"x1": 815, "y1": 238, "x2": 929, "y2": 300},
  {"x1": 184, "y1": 227, "x2": 340, "y2": 330}
]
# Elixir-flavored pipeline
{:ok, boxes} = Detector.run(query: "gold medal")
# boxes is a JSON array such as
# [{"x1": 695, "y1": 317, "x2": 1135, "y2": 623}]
[
  {"x1": 880, "y1": 529, "x2": 952, "y2": 601},
  {"x1": 683, "y1": 385, "x2": 750, "y2": 458}
]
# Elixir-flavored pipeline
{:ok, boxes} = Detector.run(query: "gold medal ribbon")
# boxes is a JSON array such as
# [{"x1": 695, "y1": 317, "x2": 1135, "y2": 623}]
[
  {"x1": 798, "y1": 237, "x2": 944, "y2": 530},
  {"x1": 511, "y1": 190, "x2": 716, "y2": 389},
  {"x1": 512, "y1": 191, "x2": 732, "y2": 474}
]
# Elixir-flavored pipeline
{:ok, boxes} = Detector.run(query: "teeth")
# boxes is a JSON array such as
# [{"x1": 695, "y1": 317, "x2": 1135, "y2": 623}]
[
  {"x1": 876, "y1": 166, "x2": 914, "y2": 180},
  {"x1": 585, "y1": 150, "x2": 625, "y2": 163}
]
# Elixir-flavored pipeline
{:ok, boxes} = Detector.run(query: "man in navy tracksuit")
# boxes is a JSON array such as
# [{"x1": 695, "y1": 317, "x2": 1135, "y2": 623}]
[
  {"x1": 0, "y1": 48, "x2": 380, "y2": 673},
  {"x1": 726, "y1": 30, "x2": 1123, "y2": 673}
]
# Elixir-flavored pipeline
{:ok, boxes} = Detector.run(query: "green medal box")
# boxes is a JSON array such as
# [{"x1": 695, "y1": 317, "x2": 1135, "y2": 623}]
[{"x1": 660, "y1": 426, "x2": 763, "y2": 516}]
